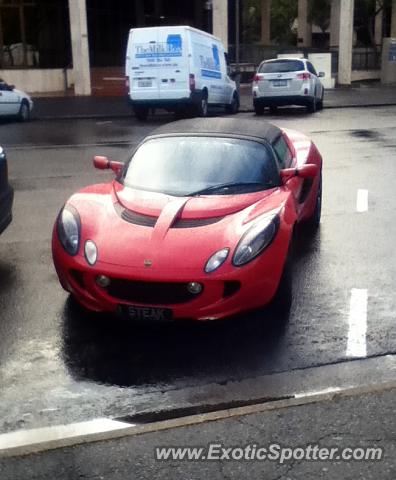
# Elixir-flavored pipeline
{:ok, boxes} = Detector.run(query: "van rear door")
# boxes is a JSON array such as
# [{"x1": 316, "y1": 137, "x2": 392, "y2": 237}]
[
  {"x1": 128, "y1": 28, "x2": 161, "y2": 100},
  {"x1": 156, "y1": 28, "x2": 189, "y2": 100}
]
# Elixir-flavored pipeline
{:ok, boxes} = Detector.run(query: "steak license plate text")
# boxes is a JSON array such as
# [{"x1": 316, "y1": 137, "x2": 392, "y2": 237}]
[{"x1": 121, "y1": 305, "x2": 173, "y2": 322}]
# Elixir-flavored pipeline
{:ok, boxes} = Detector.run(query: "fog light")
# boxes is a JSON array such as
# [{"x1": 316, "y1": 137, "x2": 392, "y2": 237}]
[
  {"x1": 96, "y1": 275, "x2": 111, "y2": 288},
  {"x1": 187, "y1": 282, "x2": 203, "y2": 294},
  {"x1": 85, "y1": 240, "x2": 98, "y2": 266}
]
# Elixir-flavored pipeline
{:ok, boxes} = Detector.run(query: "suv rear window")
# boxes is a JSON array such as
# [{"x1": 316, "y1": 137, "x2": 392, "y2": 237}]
[{"x1": 259, "y1": 60, "x2": 305, "y2": 73}]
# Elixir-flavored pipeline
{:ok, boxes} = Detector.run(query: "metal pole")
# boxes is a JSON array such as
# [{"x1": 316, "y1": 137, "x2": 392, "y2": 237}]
[{"x1": 235, "y1": 0, "x2": 240, "y2": 66}]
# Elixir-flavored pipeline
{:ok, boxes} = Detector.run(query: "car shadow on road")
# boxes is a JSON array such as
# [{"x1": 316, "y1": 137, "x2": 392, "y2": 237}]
[
  {"x1": 0, "y1": 260, "x2": 16, "y2": 295},
  {"x1": 61, "y1": 296, "x2": 290, "y2": 389}
]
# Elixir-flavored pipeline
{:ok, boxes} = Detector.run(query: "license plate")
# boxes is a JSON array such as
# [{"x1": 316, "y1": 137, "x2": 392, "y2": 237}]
[
  {"x1": 272, "y1": 80, "x2": 287, "y2": 87},
  {"x1": 120, "y1": 305, "x2": 173, "y2": 323},
  {"x1": 138, "y1": 80, "x2": 152, "y2": 87}
]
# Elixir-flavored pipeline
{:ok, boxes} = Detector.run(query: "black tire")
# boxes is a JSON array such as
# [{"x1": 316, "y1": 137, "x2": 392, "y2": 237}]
[
  {"x1": 305, "y1": 170, "x2": 322, "y2": 230},
  {"x1": 269, "y1": 105, "x2": 278, "y2": 115},
  {"x1": 254, "y1": 103, "x2": 265, "y2": 116},
  {"x1": 134, "y1": 106, "x2": 149, "y2": 121},
  {"x1": 317, "y1": 89, "x2": 324, "y2": 110},
  {"x1": 18, "y1": 100, "x2": 30, "y2": 122},
  {"x1": 270, "y1": 241, "x2": 294, "y2": 316},
  {"x1": 196, "y1": 92, "x2": 208, "y2": 117},
  {"x1": 225, "y1": 92, "x2": 239, "y2": 114},
  {"x1": 306, "y1": 95, "x2": 317, "y2": 113}
]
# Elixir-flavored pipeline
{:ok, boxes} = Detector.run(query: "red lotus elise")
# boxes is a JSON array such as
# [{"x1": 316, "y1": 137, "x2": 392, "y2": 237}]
[{"x1": 52, "y1": 118, "x2": 322, "y2": 322}]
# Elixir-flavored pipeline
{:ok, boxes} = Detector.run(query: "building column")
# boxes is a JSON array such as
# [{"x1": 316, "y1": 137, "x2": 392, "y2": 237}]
[
  {"x1": 297, "y1": 0, "x2": 312, "y2": 47},
  {"x1": 68, "y1": 0, "x2": 91, "y2": 95},
  {"x1": 391, "y1": 0, "x2": 396, "y2": 37},
  {"x1": 212, "y1": 0, "x2": 228, "y2": 50},
  {"x1": 338, "y1": 0, "x2": 354, "y2": 85},
  {"x1": 374, "y1": 1, "x2": 383, "y2": 46},
  {"x1": 261, "y1": 0, "x2": 271, "y2": 45},
  {"x1": 330, "y1": 0, "x2": 340, "y2": 47}
]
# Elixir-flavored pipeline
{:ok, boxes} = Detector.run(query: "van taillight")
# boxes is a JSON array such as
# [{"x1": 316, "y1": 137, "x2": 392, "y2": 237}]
[
  {"x1": 297, "y1": 72, "x2": 311, "y2": 81},
  {"x1": 189, "y1": 74, "x2": 195, "y2": 92},
  {"x1": 125, "y1": 77, "x2": 130, "y2": 89}
]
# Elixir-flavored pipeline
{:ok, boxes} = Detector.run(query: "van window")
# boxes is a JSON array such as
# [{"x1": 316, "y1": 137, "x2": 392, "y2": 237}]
[{"x1": 259, "y1": 60, "x2": 305, "y2": 73}]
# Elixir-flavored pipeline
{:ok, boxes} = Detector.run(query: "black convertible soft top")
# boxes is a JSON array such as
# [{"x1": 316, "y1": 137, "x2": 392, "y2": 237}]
[{"x1": 148, "y1": 118, "x2": 282, "y2": 144}]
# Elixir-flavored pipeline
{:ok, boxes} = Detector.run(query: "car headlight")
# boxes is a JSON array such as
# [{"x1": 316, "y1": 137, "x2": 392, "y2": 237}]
[
  {"x1": 233, "y1": 215, "x2": 280, "y2": 266},
  {"x1": 205, "y1": 248, "x2": 229, "y2": 273},
  {"x1": 57, "y1": 205, "x2": 81, "y2": 256}
]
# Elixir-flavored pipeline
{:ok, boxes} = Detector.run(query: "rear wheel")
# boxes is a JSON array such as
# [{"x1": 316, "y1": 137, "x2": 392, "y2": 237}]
[
  {"x1": 196, "y1": 92, "x2": 208, "y2": 117},
  {"x1": 254, "y1": 103, "x2": 265, "y2": 116},
  {"x1": 317, "y1": 89, "x2": 324, "y2": 110},
  {"x1": 305, "y1": 170, "x2": 322, "y2": 230},
  {"x1": 225, "y1": 92, "x2": 239, "y2": 114},
  {"x1": 18, "y1": 100, "x2": 30, "y2": 122},
  {"x1": 134, "y1": 106, "x2": 149, "y2": 121}
]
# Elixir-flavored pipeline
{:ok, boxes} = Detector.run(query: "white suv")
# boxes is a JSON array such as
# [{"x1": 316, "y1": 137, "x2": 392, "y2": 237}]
[{"x1": 252, "y1": 58, "x2": 325, "y2": 114}]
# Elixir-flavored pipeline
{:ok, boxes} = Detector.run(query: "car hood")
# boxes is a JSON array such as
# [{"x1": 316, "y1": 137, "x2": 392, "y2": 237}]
[{"x1": 70, "y1": 182, "x2": 287, "y2": 271}]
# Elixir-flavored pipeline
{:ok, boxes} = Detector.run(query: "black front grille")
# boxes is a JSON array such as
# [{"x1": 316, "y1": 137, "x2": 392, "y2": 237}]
[
  {"x1": 172, "y1": 216, "x2": 224, "y2": 228},
  {"x1": 107, "y1": 279, "x2": 202, "y2": 305}
]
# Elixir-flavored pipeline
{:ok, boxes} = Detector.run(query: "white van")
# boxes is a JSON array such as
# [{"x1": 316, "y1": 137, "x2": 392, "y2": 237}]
[{"x1": 125, "y1": 26, "x2": 239, "y2": 120}]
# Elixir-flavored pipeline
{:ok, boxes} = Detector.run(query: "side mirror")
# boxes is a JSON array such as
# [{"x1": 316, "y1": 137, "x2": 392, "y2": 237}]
[
  {"x1": 318, "y1": 72, "x2": 325, "y2": 78},
  {"x1": 93, "y1": 156, "x2": 123, "y2": 175},
  {"x1": 280, "y1": 164, "x2": 318, "y2": 183}
]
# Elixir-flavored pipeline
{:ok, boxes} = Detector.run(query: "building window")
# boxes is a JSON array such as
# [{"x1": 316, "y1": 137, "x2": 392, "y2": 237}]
[{"x1": 0, "y1": 0, "x2": 70, "y2": 69}]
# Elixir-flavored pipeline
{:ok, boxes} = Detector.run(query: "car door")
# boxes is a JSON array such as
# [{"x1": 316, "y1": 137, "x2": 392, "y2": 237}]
[{"x1": 0, "y1": 81, "x2": 20, "y2": 116}]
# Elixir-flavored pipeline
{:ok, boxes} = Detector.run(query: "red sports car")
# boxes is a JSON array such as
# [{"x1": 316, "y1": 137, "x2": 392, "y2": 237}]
[{"x1": 52, "y1": 118, "x2": 322, "y2": 322}]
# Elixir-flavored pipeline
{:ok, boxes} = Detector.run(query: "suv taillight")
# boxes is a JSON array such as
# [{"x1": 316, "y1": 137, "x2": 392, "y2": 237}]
[
  {"x1": 297, "y1": 72, "x2": 311, "y2": 80},
  {"x1": 253, "y1": 74, "x2": 264, "y2": 83},
  {"x1": 189, "y1": 74, "x2": 195, "y2": 92}
]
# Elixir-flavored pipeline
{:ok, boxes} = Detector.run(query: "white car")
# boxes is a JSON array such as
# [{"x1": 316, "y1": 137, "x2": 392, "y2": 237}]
[
  {"x1": 0, "y1": 79, "x2": 33, "y2": 121},
  {"x1": 252, "y1": 58, "x2": 325, "y2": 114}
]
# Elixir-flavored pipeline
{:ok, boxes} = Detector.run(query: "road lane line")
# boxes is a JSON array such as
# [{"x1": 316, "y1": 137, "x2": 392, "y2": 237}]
[
  {"x1": 346, "y1": 288, "x2": 368, "y2": 358},
  {"x1": 356, "y1": 189, "x2": 368, "y2": 212}
]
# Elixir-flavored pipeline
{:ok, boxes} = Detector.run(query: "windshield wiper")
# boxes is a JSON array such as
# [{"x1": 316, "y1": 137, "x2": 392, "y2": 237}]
[{"x1": 187, "y1": 181, "x2": 267, "y2": 196}]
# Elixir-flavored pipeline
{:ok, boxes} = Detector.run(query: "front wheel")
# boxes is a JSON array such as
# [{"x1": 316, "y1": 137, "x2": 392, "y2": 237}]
[
  {"x1": 317, "y1": 89, "x2": 324, "y2": 110},
  {"x1": 196, "y1": 94, "x2": 208, "y2": 117},
  {"x1": 270, "y1": 243, "x2": 293, "y2": 316},
  {"x1": 225, "y1": 92, "x2": 239, "y2": 114},
  {"x1": 306, "y1": 95, "x2": 317, "y2": 113},
  {"x1": 18, "y1": 101, "x2": 30, "y2": 122}
]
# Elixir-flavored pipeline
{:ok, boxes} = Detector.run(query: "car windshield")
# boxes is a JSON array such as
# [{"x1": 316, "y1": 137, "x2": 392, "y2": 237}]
[
  {"x1": 122, "y1": 136, "x2": 279, "y2": 196},
  {"x1": 259, "y1": 60, "x2": 305, "y2": 73}
]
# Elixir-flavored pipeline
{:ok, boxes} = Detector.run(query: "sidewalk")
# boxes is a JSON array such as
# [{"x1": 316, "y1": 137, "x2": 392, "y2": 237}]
[{"x1": 31, "y1": 81, "x2": 396, "y2": 120}]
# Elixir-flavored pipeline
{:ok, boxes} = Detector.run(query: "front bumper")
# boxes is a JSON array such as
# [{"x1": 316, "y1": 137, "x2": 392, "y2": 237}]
[{"x1": 52, "y1": 232, "x2": 289, "y2": 322}]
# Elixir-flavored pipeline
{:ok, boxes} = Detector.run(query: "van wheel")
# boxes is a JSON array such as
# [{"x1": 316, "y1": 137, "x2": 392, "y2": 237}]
[
  {"x1": 225, "y1": 92, "x2": 239, "y2": 114},
  {"x1": 134, "y1": 106, "x2": 149, "y2": 121},
  {"x1": 18, "y1": 100, "x2": 30, "y2": 122},
  {"x1": 197, "y1": 93, "x2": 208, "y2": 117}
]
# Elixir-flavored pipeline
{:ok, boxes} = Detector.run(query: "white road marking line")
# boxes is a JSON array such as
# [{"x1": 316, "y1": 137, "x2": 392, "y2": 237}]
[
  {"x1": 356, "y1": 189, "x2": 369, "y2": 212},
  {"x1": 96, "y1": 121, "x2": 113, "y2": 125},
  {"x1": 294, "y1": 387, "x2": 341, "y2": 398},
  {"x1": 346, "y1": 288, "x2": 368, "y2": 358}
]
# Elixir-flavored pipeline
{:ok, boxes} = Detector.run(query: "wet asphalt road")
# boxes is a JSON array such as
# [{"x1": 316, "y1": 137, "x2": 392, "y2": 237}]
[{"x1": 0, "y1": 107, "x2": 396, "y2": 433}]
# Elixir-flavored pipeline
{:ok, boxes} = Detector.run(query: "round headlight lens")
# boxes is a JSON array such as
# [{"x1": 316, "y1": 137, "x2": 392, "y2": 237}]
[
  {"x1": 205, "y1": 248, "x2": 229, "y2": 273},
  {"x1": 233, "y1": 215, "x2": 280, "y2": 266},
  {"x1": 85, "y1": 240, "x2": 98, "y2": 266},
  {"x1": 57, "y1": 205, "x2": 81, "y2": 256}
]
